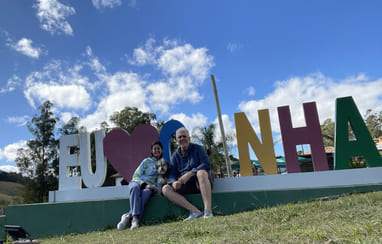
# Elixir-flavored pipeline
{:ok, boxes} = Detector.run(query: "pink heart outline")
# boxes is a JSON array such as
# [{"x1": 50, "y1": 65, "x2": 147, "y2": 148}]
[{"x1": 103, "y1": 124, "x2": 159, "y2": 182}]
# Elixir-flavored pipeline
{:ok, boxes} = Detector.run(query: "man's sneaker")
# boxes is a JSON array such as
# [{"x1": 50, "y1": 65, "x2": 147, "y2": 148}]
[
  {"x1": 117, "y1": 214, "x2": 130, "y2": 230},
  {"x1": 183, "y1": 211, "x2": 203, "y2": 221},
  {"x1": 203, "y1": 209, "x2": 213, "y2": 219},
  {"x1": 130, "y1": 219, "x2": 139, "y2": 230}
]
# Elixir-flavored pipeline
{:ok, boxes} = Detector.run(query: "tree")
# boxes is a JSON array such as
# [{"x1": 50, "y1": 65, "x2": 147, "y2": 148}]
[
  {"x1": 15, "y1": 101, "x2": 59, "y2": 203},
  {"x1": 195, "y1": 124, "x2": 215, "y2": 156},
  {"x1": 321, "y1": 109, "x2": 382, "y2": 147},
  {"x1": 320, "y1": 118, "x2": 335, "y2": 147},
  {"x1": 58, "y1": 117, "x2": 80, "y2": 136},
  {"x1": 193, "y1": 124, "x2": 226, "y2": 177},
  {"x1": 364, "y1": 109, "x2": 382, "y2": 138},
  {"x1": 321, "y1": 118, "x2": 357, "y2": 146},
  {"x1": 109, "y1": 107, "x2": 157, "y2": 133}
]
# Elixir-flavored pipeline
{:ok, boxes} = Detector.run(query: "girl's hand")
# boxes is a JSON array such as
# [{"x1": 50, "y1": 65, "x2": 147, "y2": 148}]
[{"x1": 145, "y1": 184, "x2": 154, "y2": 190}]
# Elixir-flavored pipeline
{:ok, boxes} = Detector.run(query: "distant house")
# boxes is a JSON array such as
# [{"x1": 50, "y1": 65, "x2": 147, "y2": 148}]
[
  {"x1": 302, "y1": 146, "x2": 334, "y2": 155},
  {"x1": 373, "y1": 136, "x2": 382, "y2": 154},
  {"x1": 299, "y1": 147, "x2": 334, "y2": 171}
]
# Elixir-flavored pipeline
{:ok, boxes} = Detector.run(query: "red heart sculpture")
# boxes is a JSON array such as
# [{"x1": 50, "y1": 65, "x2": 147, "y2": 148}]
[{"x1": 103, "y1": 124, "x2": 159, "y2": 182}]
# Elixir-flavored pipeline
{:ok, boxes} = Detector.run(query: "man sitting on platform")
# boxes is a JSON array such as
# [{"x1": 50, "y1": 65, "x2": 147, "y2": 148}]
[{"x1": 162, "y1": 127, "x2": 213, "y2": 221}]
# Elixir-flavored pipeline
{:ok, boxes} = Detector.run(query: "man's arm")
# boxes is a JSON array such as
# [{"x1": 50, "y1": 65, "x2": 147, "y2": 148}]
[
  {"x1": 178, "y1": 144, "x2": 210, "y2": 184},
  {"x1": 193, "y1": 144, "x2": 211, "y2": 172}
]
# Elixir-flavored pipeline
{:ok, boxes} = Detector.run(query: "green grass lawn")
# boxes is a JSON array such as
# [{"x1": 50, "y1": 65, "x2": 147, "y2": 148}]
[{"x1": 40, "y1": 190, "x2": 382, "y2": 244}]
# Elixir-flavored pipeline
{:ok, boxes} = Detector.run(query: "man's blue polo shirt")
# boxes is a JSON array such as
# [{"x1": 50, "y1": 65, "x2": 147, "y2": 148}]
[{"x1": 168, "y1": 143, "x2": 210, "y2": 184}]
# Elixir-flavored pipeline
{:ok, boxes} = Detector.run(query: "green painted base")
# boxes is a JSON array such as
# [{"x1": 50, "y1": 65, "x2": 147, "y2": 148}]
[
  {"x1": 3, "y1": 184, "x2": 382, "y2": 240},
  {"x1": 0, "y1": 215, "x2": 6, "y2": 241}
]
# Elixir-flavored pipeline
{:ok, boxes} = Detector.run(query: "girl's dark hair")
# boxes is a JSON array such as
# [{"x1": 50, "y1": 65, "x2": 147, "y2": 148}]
[{"x1": 151, "y1": 141, "x2": 163, "y2": 158}]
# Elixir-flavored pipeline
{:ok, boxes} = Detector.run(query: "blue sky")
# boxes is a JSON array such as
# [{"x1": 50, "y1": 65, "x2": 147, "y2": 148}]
[{"x1": 1, "y1": 0, "x2": 382, "y2": 173}]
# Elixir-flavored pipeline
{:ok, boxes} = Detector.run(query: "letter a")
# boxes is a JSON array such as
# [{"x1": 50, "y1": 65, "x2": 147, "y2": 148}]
[{"x1": 334, "y1": 96, "x2": 382, "y2": 169}]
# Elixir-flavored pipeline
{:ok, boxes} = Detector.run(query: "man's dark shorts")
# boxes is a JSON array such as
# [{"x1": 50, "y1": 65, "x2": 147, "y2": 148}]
[{"x1": 176, "y1": 171, "x2": 213, "y2": 195}]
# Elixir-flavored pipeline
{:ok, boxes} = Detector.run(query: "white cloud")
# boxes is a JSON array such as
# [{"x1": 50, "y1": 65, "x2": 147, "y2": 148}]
[
  {"x1": 92, "y1": 0, "x2": 122, "y2": 9},
  {"x1": 147, "y1": 76, "x2": 202, "y2": 113},
  {"x1": 0, "y1": 141, "x2": 27, "y2": 163},
  {"x1": 212, "y1": 114, "x2": 236, "y2": 145},
  {"x1": 7, "y1": 116, "x2": 30, "y2": 127},
  {"x1": 7, "y1": 38, "x2": 43, "y2": 59},
  {"x1": 80, "y1": 72, "x2": 149, "y2": 131},
  {"x1": 24, "y1": 60, "x2": 93, "y2": 110},
  {"x1": 0, "y1": 75, "x2": 21, "y2": 94},
  {"x1": 127, "y1": 0, "x2": 137, "y2": 7},
  {"x1": 86, "y1": 46, "x2": 106, "y2": 73},
  {"x1": 245, "y1": 86, "x2": 255, "y2": 96},
  {"x1": 34, "y1": 0, "x2": 76, "y2": 35},
  {"x1": 128, "y1": 38, "x2": 214, "y2": 114},
  {"x1": 128, "y1": 38, "x2": 214, "y2": 82},
  {"x1": 107, "y1": 72, "x2": 147, "y2": 99},
  {"x1": 0, "y1": 165, "x2": 19, "y2": 173},
  {"x1": 25, "y1": 83, "x2": 91, "y2": 110},
  {"x1": 169, "y1": 113, "x2": 208, "y2": 138},
  {"x1": 22, "y1": 39, "x2": 214, "y2": 133},
  {"x1": 60, "y1": 112, "x2": 78, "y2": 124},
  {"x1": 128, "y1": 38, "x2": 157, "y2": 66},
  {"x1": 158, "y1": 44, "x2": 213, "y2": 82},
  {"x1": 238, "y1": 73, "x2": 382, "y2": 133},
  {"x1": 227, "y1": 42, "x2": 241, "y2": 53},
  {"x1": 78, "y1": 38, "x2": 215, "y2": 130},
  {"x1": 21, "y1": 48, "x2": 147, "y2": 131}
]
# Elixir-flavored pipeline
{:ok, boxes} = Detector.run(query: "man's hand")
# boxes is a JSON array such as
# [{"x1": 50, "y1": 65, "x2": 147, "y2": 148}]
[
  {"x1": 179, "y1": 171, "x2": 195, "y2": 185},
  {"x1": 172, "y1": 181, "x2": 182, "y2": 191},
  {"x1": 172, "y1": 172, "x2": 195, "y2": 190}
]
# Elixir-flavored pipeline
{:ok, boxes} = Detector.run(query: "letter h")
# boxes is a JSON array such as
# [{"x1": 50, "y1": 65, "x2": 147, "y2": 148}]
[{"x1": 278, "y1": 102, "x2": 329, "y2": 173}]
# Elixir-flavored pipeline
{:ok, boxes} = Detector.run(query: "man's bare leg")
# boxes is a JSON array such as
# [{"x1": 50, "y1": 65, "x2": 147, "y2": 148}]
[
  {"x1": 197, "y1": 170, "x2": 212, "y2": 211},
  {"x1": 162, "y1": 185, "x2": 201, "y2": 213}
]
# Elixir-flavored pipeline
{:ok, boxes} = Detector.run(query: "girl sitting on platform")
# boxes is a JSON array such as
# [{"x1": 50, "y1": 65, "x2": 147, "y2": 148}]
[{"x1": 117, "y1": 141, "x2": 163, "y2": 230}]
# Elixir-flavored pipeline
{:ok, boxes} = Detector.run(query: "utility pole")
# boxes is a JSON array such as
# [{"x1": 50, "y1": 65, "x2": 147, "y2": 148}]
[{"x1": 211, "y1": 75, "x2": 233, "y2": 177}]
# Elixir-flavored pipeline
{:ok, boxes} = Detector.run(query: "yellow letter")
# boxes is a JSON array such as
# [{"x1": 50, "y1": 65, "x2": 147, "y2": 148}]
[{"x1": 234, "y1": 110, "x2": 277, "y2": 176}]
